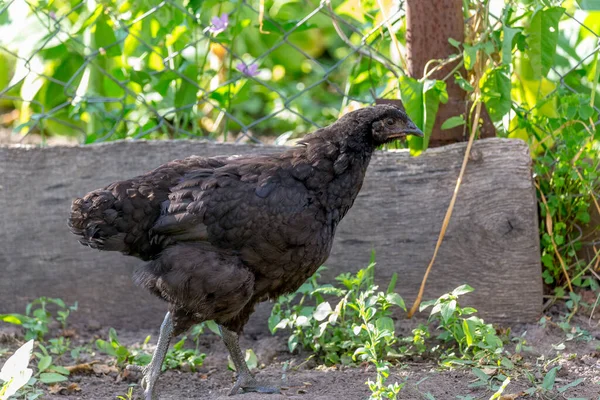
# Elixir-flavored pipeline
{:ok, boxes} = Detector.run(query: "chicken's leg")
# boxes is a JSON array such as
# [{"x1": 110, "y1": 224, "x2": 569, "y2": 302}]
[
  {"x1": 128, "y1": 311, "x2": 173, "y2": 400},
  {"x1": 219, "y1": 325, "x2": 280, "y2": 395}
]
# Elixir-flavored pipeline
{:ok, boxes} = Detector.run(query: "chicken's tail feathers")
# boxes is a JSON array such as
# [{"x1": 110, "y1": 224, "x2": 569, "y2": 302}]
[{"x1": 68, "y1": 190, "x2": 129, "y2": 253}]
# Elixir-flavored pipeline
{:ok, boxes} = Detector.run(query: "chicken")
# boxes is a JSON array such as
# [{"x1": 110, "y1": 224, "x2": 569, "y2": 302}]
[{"x1": 68, "y1": 104, "x2": 422, "y2": 399}]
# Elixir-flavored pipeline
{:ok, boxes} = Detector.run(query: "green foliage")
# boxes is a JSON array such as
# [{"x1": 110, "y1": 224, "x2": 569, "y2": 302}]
[
  {"x1": 95, "y1": 327, "x2": 206, "y2": 371},
  {"x1": 269, "y1": 255, "x2": 406, "y2": 366},
  {"x1": 448, "y1": 1, "x2": 600, "y2": 295},
  {"x1": 398, "y1": 77, "x2": 448, "y2": 154},
  {"x1": 95, "y1": 328, "x2": 152, "y2": 368},
  {"x1": 116, "y1": 387, "x2": 135, "y2": 400},
  {"x1": 0, "y1": 297, "x2": 77, "y2": 341},
  {"x1": 34, "y1": 343, "x2": 70, "y2": 384},
  {"x1": 352, "y1": 290, "x2": 405, "y2": 399},
  {"x1": 420, "y1": 285, "x2": 504, "y2": 365},
  {"x1": 0, "y1": 0, "x2": 401, "y2": 142},
  {"x1": 164, "y1": 337, "x2": 206, "y2": 372}
]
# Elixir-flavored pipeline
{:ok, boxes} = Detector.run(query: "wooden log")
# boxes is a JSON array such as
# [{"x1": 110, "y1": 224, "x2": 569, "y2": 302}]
[{"x1": 0, "y1": 138, "x2": 541, "y2": 334}]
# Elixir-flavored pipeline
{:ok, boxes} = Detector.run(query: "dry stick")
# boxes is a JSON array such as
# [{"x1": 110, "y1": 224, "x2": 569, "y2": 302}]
[
  {"x1": 406, "y1": 95, "x2": 483, "y2": 318},
  {"x1": 535, "y1": 180, "x2": 574, "y2": 292},
  {"x1": 375, "y1": 0, "x2": 406, "y2": 70},
  {"x1": 258, "y1": 0, "x2": 270, "y2": 34}
]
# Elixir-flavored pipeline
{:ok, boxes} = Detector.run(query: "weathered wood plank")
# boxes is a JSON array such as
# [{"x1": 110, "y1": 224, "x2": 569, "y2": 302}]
[{"x1": 0, "y1": 138, "x2": 541, "y2": 333}]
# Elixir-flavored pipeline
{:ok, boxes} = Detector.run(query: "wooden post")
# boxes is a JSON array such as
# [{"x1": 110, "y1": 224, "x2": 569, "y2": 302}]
[{"x1": 405, "y1": 0, "x2": 495, "y2": 147}]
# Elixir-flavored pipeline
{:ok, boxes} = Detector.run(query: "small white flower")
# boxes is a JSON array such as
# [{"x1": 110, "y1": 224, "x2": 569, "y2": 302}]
[{"x1": 0, "y1": 340, "x2": 34, "y2": 400}]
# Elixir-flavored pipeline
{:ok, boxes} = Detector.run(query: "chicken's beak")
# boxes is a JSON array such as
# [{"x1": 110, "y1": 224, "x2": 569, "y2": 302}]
[{"x1": 403, "y1": 120, "x2": 423, "y2": 137}]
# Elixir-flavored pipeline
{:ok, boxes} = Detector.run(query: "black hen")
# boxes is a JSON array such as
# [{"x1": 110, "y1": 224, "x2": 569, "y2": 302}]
[{"x1": 69, "y1": 105, "x2": 422, "y2": 399}]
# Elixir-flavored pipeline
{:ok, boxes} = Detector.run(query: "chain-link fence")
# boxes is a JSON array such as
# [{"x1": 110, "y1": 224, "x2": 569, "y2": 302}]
[{"x1": 0, "y1": 0, "x2": 406, "y2": 144}]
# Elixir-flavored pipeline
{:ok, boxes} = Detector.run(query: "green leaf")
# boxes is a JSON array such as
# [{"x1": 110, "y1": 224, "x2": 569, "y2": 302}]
[
  {"x1": 95, "y1": 339, "x2": 117, "y2": 357},
  {"x1": 455, "y1": 73, "x2": 474, "y2": 92},
  {"x1": 39, "y1": 372, "x2": 68, "y2": 384},
  {"x1": 399, "y1": 76, "x2": 424, "y2": 155},
  {"x1": 441, "y1": 115, "x2": 465, "y2": 130},
  {"x1": 0, "y1": 314, "x2": 23, "y2": 325},
  {"x1": 94, "y1": 13, "x2": 121, "y2": 57},
  {"x1": 480, "y1": 65, "x2": 512, "y2": 121},
  {"x1": 386, "y1": 273, "x2": 398, "y2": 294},
  {"x1": 423, "y1": 80, "x2": 448, "y2": 150},
  {"x1": 288, "y1": 334, "x2": 299, "y2": 353},
  {"x1": 542, "y1": 366, "x2": 559, "y2": 390},
  {"x1": 399, "y1": 76, "x2": 424, "y2": 129},
  {"x1": 448, "y1": 37, "x2": 461, "y2": 49},
  {"x1": 376, "y1": 317, "x2": 395, "y2": 334},
  {"x1": 471, "y1": 367, "x2": 490, "y2": 382},
  {"x1": 313, "y1": 302, "x2": 332, "y2": 321},
  {"x1": 245, "y1": 349, "x2": 258, "y2": 371},
  {"x1": 50, "y1": 365, "x2": 70, "y2": 375},
  {"x1": 462, "y1": 319, "x2": 473, "y2": 346},
  {"x1": 386, "y1": 293, "x2": 406, "y2": 310},
  {"x1": 440, "y1": 300, "x2": 457, "y2": 323},
  {"x1": 400, "y1": 78, "x2": 448, "y2": 153},
  {"x1": 268, "y1": 314, "x2": 281, "y2": 333},
  {"x1": 525, "y1": 7, "x2": 565, "y2": 79},
  {"x1": 577, "y1": 0, "x2": 600, "y2": 10},
  {"x1": 37, "y1": 355, "x2": 52, "y2": 372},
  {"x1": 463, "y1": 44, "x2": 478, "y2": 71},
  {"x1": 452, "y1": 284, "x2": 474, "y2": 296},
  {"x1": 502, "y1": 27, "x2": 520, "y2": 65},
  {"x1": 501, "y1": 357, "x2": 514, "y2": 369},
  {"x1": 557, "y1": 377, "x2": 584, "y2": 393},
  {"x1": 175, "y1": 63, "x2": 199, "y2": 108},
  {"x1": 205, "y1": 320, "x2": 221, "y2": 336}
]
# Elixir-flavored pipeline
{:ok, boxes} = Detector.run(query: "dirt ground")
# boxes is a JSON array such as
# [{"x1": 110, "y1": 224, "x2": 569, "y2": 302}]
[{"x1": 2, "y1": 302, "x2": 600, "y2": 400}]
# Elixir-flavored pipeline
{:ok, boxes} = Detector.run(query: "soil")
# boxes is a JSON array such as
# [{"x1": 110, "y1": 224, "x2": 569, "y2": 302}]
[{"x1": 2, "y1": 301, "x2": 600, "y2": 400}]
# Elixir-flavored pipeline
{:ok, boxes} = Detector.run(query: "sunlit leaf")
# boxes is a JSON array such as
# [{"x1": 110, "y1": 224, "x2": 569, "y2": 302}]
[
  {"x1": 502, "y1": 26, "x2": 520, "y2": 65},
  {"x1": 480, "y1": 65, "x2": 511, "y2": 121},
  {"x1": 525, "y1": 7, "x2": 565, "y2": 79},
  {"x1": 441, "y1": 115, "x2": 465, "y2": 130},
  {"x1": 314, "y1": 302, "x2": 332, "y2": 321},
  {"x1": 39, "y1": 372, "x2": 68, "y2": 384},
  {"x1": 94, "y1": 13, "x2": 121, "y2": 57}
]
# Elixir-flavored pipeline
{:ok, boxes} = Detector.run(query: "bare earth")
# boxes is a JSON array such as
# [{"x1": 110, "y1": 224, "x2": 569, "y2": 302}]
[{"x1": 2, "y1": 303, "x2": 599, "y2": 400}]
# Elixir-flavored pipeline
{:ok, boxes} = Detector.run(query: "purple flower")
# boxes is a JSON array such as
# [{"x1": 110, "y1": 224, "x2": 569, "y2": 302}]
[
  {"x1": 209, "y1": 13, "x2": 229, "y2": 34},
  {"x1": 236, "y1": 62, "x2": 259, "y2": 77}
]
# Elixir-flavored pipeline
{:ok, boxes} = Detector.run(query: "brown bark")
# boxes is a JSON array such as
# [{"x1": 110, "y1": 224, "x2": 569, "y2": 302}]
[{"x1": 405, "y1": 0, "x2": 495, "y2": 146}]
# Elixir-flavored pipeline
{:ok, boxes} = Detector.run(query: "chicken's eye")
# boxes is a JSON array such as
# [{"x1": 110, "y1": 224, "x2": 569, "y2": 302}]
[{"x1": 386, "y1": 118, "x2": 395, "y2": 126}]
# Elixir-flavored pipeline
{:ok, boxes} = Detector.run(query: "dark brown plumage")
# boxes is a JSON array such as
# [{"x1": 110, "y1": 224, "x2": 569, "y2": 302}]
[{"x1": 68, "y1": 104, "x2": 422, "y2": 399}]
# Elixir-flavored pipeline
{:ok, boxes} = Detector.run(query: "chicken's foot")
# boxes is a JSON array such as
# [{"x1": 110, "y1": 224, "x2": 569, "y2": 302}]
[
  {"x1": 219, "y1": 325, "x2": 280, "y2": 396},
  {"x1": 127, "y1": 311, "x2": 173, "y2": 400}
]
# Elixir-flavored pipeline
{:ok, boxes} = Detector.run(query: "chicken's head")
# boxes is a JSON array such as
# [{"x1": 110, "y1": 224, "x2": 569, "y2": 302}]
[{"x1": 369, "y1": 106, "x2": 423, "y2": 145}]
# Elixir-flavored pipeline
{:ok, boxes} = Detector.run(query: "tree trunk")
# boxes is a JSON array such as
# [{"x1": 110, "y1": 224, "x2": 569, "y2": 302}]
[{"x1": 405, "y1": 0, "x2": 495, "y2": 146}]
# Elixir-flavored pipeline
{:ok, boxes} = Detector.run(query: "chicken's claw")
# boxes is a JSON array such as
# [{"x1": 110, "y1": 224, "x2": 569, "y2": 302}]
[{"x1": 229, "y1": 372, "x2": 280, "y2": 396}]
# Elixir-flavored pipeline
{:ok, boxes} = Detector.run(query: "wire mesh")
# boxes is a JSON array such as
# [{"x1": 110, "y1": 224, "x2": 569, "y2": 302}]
[{"x1": 0, "y1": 0, "x2": 406, "y2": 144}]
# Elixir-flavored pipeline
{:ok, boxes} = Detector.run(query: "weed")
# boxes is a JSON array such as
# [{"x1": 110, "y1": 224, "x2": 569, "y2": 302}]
[
  {"x1": 116, "y1": 386, "x2": 135, "y2": 400},
  {"x1": 523, "y1": 365, "x2": 561, "y2": 396},
  {"x1": 353, "y1": 290, "x2": 405, "y2": 399},
  {"x1": 0, "y1": 298, "x2": 77, "y2": 341},
  {"x1": 421, "y1": 285, "x2": 504, "y2": 365},
  {"x1": 95, "y1": 328, "x2": 151, "y2": 368},
  {"x1": 164, "y1": 337, "x2": 206, "y2": 372},
  {"x1": 96, "y1": 327, "x2": 207, "y2": 372},
  {"x1": 270, "y1": 255, "x2": 406, "y2": 365}
]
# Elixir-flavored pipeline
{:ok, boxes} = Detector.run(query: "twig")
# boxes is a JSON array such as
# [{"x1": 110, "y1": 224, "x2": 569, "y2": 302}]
[
  {"x1": 535, "y1": 180, "x2": 574, "y2": 292},
  {"x1": 326, "y1": 1, "x2": 401, "y2": 78},
  {"x1": 375, "y1": 0, "x2": 406, "y2": 71},
  {"x1": 407, "y1": 87, "x2": 483, "y2": 319},
  {"x1": 258, "y1": 0, "x2": 270, "y2": 34}
]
